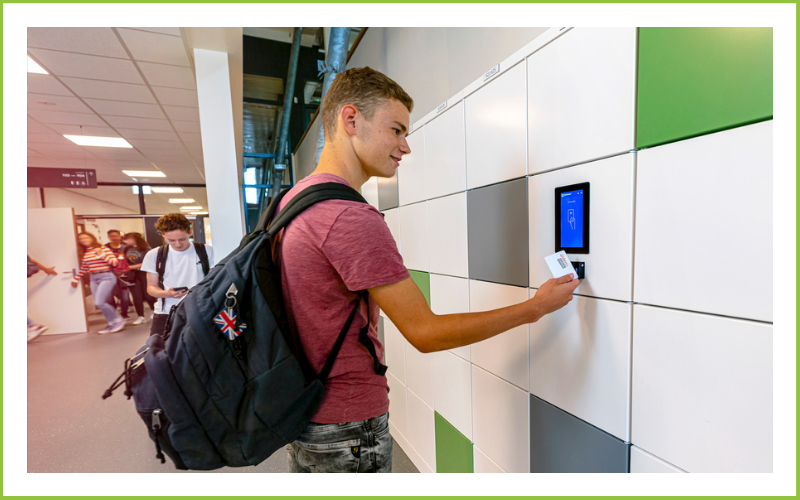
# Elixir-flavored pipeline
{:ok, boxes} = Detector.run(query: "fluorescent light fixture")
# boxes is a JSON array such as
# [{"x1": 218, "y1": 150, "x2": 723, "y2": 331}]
[
  {"x1": 27, "y1": 56, "x2": 47, "y2": 74},
  {"x1": 64, "y1": 135, "x2": 132, "y2": 148},
  {"x1": 180, "y1": 206, "x2": 203, "y2": 211},
  {"x1": 189, "y1": 211, "x2": 208, "y2": 215},
  {"x1": 123, "y1": 170, "x2": 166, "y2": 178},
  {"x1": 169, "y1": 198, "x2": 195, "y2": 204},
  {"x1": 151, "y1": 187, "x2": 184, "y2": 194},
  {"x1": 132, "y1": 185, "x2": 139, "y2": 195}
]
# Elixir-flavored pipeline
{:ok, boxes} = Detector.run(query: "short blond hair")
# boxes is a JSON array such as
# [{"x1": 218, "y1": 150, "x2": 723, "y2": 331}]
[{"x1": 321, "y1": 67, "x2": 414, "y2": 138}]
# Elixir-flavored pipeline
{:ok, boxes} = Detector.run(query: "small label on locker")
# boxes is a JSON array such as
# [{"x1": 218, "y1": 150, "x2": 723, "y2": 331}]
[
  {"x1": 484, "y1": 64, "x2": 500, "y2": 81},
  {"x1": 437, "y1": 101, "x2": 448, "y2": 113}
]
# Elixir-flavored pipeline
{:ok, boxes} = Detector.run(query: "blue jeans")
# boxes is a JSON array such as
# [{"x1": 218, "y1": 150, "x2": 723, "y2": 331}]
[
  {"x1": 288, "y1": 412, "x2": 392, "y2": 473},
  {"x1": 90, "y1": 272, "x2": 122, "y2": 324}
]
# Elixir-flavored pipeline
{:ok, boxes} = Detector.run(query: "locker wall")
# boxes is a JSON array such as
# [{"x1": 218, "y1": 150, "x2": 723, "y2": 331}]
[{"x1": 357, "y1": 27, "x2": 772, "y2": 474}]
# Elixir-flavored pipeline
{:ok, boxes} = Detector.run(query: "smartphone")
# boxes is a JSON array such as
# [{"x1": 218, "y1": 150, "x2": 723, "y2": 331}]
[{"x1": 174, "y1": 286, "x2": 189, "y2": 292}]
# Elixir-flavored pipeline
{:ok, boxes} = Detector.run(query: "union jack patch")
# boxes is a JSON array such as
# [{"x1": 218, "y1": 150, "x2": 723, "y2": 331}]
[{"x1": 214, "y1": 307, "x2": 247, "y2": 340}]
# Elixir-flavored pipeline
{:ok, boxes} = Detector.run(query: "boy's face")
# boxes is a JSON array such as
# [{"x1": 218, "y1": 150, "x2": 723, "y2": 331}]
[
  {"x1": 352, "y1": 99, "x2": 411, "y2": 179},
  {"x1": 163, "y1": 229, "x2": 192, "y2": 252}
]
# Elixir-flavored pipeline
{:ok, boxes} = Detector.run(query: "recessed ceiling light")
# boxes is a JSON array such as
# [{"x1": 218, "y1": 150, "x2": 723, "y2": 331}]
[
  {"x1": 64, "y1": 135, "x2": 132, "y2": 148},
  {"x1": 189, "y1": 211, "x2": 208, "y2": 215},
  {"x1": 27, "y1": 56, "x2": 48, "y2": 74},
  {"x1": 123, "y1": 170, "x2": 166, "y2": 178},
  {"x1": 169, "y1": 198, "x2": 195, "y2": 203},
  {"x1": 151, "y1": 187, "x2": 184, "y2": 194},
  {"x1": 180, "y1": 205, "x2": 203, "y2": 211}
]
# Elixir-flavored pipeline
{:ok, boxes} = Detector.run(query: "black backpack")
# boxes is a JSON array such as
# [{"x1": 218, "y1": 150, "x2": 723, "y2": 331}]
[
  {"x1": 154, "y1": 242, "x2": 210, "y2": 308},
  {"x1": 102, "y1": 182, "x2": 388, "y2": 470}
]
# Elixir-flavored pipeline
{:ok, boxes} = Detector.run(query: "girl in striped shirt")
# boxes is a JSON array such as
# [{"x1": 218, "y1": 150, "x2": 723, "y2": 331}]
[{"x1": 71, "y1": 232, "x2": 126, "y2": 334}]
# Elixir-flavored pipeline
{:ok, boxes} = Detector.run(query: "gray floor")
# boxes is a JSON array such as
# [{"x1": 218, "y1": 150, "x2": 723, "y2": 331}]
[{"x1": 28, "y1": 311, "x2": 418, "y2": 473}]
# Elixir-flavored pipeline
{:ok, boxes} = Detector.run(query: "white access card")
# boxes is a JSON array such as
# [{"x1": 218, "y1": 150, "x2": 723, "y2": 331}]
[{"x1": 544, "y1": 251, "x2": 578, "y2": 281}]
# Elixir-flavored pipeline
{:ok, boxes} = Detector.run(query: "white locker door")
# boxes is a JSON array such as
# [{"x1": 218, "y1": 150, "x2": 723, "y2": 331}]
[{"x1": 27, "y1": 208, "x2": 88, "y2": 334}]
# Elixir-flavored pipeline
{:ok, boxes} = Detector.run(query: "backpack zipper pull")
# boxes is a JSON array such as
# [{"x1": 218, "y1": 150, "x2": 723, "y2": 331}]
[{"x1": 152, "y1": 409, "x2": 166, "y2": 464}]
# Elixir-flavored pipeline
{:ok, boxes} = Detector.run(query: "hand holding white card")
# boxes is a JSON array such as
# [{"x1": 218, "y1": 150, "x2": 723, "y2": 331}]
[{"x1": 544, "y1": 251, "x2": 579, "y2": 281}]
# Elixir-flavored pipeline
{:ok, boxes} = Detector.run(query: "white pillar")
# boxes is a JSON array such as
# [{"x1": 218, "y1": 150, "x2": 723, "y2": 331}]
[{"x1": 194, "y1": 48, "x2": 245, "y2": 259}]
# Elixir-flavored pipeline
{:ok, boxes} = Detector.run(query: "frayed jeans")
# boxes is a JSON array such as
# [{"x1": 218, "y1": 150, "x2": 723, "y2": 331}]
[
  {"x1": 288, "y1": 412, "x2": 392, "y2": 473},
  {"x1": 90, "y1": 272, "x2": 122, "y2": 324}
]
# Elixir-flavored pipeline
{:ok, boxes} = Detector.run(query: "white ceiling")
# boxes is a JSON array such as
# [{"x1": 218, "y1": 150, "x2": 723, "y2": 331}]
[{"x1": 27, "y1": 27, "x2": 206, "y2": 186}]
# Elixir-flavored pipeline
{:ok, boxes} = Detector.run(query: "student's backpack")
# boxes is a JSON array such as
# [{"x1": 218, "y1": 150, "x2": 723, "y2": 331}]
[
  {"x1": 101, "y1": 182, "x2": 388, "y2": 470},
  {"x1": 153, "y1": 242, "x2": 210, "y2": 310},
  {"x1": 107, "y1": 245, "x2": 131, "y2": 278}
]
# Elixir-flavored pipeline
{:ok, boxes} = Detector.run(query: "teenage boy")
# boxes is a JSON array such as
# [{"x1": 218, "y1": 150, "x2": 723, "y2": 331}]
[
  {"x1": 141, "y1": 214, "x2": 214, "y2": 337},
  {"x1": 105, "y1": 229, "x2": 131, "y2": 321},
  {"x1": 277, "y1": 67, "x2": 581, "y2": 473}
]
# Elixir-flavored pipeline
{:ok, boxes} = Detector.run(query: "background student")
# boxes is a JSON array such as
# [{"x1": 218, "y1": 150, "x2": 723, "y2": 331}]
[
  {"x1": 122, "y1": 232, "x2": 156, "y2": 326},
  {"x1": 141, "y1": 214, "x2": 214, "y2": 337},
  {"x1": 71, "y1": 232, "x2": 126, "y2": 334},
  {"x1": 105, "y1": 229, "x2": 132, "y2": 322}
]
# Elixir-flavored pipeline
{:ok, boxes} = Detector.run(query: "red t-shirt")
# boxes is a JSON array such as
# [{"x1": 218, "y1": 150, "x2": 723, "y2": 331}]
[{"x1": 276, "y1": 173, "x2": 409, "y2": 423}]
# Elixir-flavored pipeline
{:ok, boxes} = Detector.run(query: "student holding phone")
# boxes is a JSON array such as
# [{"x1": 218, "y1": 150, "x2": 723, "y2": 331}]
[{"x1": 140, "y1": 213, "x2": 214, "y2": 337}]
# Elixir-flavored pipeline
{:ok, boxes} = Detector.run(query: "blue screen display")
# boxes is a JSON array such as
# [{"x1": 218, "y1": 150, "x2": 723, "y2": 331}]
[{"x1": 560, "y1": 189, "x2": 584, "y2": 248}]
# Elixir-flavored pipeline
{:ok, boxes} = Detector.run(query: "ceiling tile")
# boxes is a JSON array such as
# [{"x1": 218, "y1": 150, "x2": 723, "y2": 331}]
[
  {"x1": 27, "y1": 27, "x2": 128, "y2": 58},
  {"x1": 117, "y1": 128, "x2": 178, "y2": 141},
  {"x1": 85, "y1": 99, "x2": 165, "y2": 119},
  {"x1": 138, "y1": 62, "x2": 196, "y2": 90},
  {"x1": 27, "y1": 132, "x2": 71, "y2": 144},
  {"x1": 30, "y1": 148, "x2": 97, "y2": 160},
  {"x1": 58, "y1": 158, "x2": 113, "y2": 169},
  {"x1": 178, "y1": 131, "x2": 202, "y2": 143},
  {"x1": 140, "y1": 149, "x2": 191, "y2": 160},
  {"x1": 90, "y1": 147, "x2": 148, "y2": 160},
  {"x1": 126, "y1": 138, "x2": 181, "y2": 150},
  {"x1": 104, "y1": 116, "x2": 173, "y2": 131},
  {"x1": 27, "y1": 74, "x2": 73, "y2": 96},
  {"x1": 152, "y1": 87, "x2": 197, "y2": 107},
  {"x1": 163, "y1": 105, "x2": 199, "y2": 122},
  {"x1": 126, "y1": 27, "x2": 182, "y2": 36},
  {"x1": 27, "y1": 142, "x2": 89, "y2": 154},
  {"x1": 29, "y1": 49, "x2": 143, "y2": 84},
  {"x1": 28, "y1": 110, "x2": 106, "y2": 126},
  {"x1": 172, "y1": 120, "x2": 201, "y2": 133},
  {"x1": 118, "y1": 29, "x2": 190, "y2": 66},
  {"x1": 108, "y1": 159, "x2": 155, "y2": 169},
  {"x1": 45, "y1": 124, "x2": 120, "y2": 137},
  {"x1": 27, "y1": 94, "x2": 94, "y2": 114},
  {"x1": 60, "y1": 77, "x2": 155, "y2": 103},
  {"x1": 27, "y1": 155, "x2": 67, "y2": 167},
  {"x1": 27, "y1": 121, "x2": 58, "y2": 134}
]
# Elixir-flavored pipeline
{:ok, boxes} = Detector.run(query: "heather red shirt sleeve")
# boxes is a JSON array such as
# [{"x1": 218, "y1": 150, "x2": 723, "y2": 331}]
[{"x1": 321, "y1": 206, "x2": 409, "y2": 291}]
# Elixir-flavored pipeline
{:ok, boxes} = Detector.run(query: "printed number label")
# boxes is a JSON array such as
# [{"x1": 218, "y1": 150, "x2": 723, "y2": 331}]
[
  {"x1": 436, "y1": 101, "x2": 448, "y2": 113},
  {"x1": 484, "y1": 64, "x2": 500, "y2": 82}
]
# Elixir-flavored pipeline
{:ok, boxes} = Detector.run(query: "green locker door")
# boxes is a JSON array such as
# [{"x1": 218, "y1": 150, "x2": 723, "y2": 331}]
[{"x1": 636, "y1": 27, "x2": 773, "y2": 149}]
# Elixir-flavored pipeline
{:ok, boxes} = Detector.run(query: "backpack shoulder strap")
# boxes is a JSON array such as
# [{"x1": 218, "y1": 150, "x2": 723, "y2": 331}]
[
  {"x1": 193, "y1": 242, "x2": 210, "y2": 275},
  {"x1": 156, "y1": 245, "x2": 169, "y2": 311},
  {"x1": 264, "y1": 182, "x2": 368, "y2": 238}
]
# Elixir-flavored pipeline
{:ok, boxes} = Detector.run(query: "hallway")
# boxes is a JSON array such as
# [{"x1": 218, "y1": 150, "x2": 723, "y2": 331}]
[{"x1": 27, "y1": 312, "x2": 418, "y2": 473}]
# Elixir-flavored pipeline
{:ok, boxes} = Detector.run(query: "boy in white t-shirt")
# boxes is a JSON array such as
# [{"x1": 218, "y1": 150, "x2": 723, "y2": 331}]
[{"x1": 141, "y1": 213, "x2": 215, "y2": 337}]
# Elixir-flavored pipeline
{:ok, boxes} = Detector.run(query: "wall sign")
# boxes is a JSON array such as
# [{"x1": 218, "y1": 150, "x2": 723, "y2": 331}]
[{"x1": 28, "y1": 167, "x2": 97, "y2": 189}]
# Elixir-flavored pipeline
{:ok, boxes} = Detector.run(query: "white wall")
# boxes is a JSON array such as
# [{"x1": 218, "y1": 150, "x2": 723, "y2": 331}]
[
  {"x1": 42, "y1": 188, "x2": 139, "y2": 215},
  {"x1": 371, "y1": 27, "x2": 773, "y2": 475},
  {"x1": 27, "y1": 188, "x2": 42, "y2": 209}
]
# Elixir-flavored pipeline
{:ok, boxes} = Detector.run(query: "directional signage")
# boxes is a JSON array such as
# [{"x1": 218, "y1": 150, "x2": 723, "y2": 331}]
[{"x1": 28, "y1": 167, "x2": 97, "y2": 189}]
